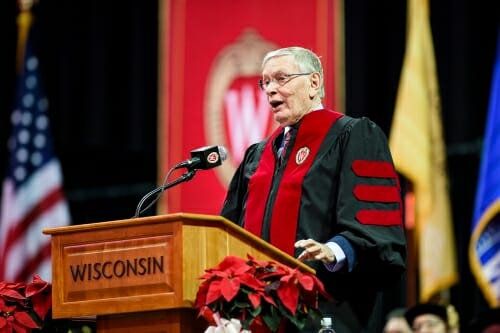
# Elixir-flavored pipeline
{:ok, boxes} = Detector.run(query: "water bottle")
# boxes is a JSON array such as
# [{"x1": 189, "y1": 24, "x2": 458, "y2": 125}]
[{"x1": 317, "y1": 317, "x2": 336, "y2": 333}]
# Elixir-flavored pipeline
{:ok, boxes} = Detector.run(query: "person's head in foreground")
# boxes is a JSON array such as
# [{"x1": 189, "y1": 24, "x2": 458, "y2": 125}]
[
  {"x1": 405, "y1": 303, "x2": 460, "y2": 333},
  {"x1": 383, "y1": 307, "x2": 412, "y2": 333}
]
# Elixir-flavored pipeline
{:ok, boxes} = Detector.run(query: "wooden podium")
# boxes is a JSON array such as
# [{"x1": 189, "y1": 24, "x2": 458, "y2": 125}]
[{"x1": 43, "y1": 213, "x2": 314, "y2": 333}]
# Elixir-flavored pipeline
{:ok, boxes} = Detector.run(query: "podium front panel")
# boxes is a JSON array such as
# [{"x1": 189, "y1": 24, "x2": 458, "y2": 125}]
[{"x1": 48, "y1": 219, "x2": 184, "y2": 318}]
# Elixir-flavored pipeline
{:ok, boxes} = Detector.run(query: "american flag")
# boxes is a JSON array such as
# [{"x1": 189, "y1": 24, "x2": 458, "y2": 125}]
[{"x1": 0, "y1": 28, "x2": 71, "y2": 282}]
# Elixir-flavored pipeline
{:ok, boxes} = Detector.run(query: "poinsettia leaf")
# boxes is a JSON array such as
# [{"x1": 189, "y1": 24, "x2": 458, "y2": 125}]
[
  {"x1": 31, "y1": 291, "x2": 52, "y2": 319},
  {"x1": 258, "y1": 270, "x2": 284, "y2": 281},
  {"x1": 8, "y1": 282, "x2": 27, "y2": 289},
  {"x1": 5, "y1": 282, "x2": 27, "y2": 298},
  {"x1": 198, "y1": 256, "x2": 245, "y2": 279},
  {"x1": 198, "y1": 306, "x2": 216, "y2": 325},
  {"x1": 247, "y1": 291, "x2": 261, "y2": 309},
  {"x1": 214, "y1": 256, "x2": 247, "y2": 272},
  {"x1": 248, "y1": 313, "x2": 266, "y2": 332},
  {"x1": 277, "y1": 281, "x2": 299, "y2": 315},
  {"x1": 246, "y1": 255, "x2": 276, "y2": 270},
  {"x1": 0, "y1": 317, "x2": 7, "y2": 330},
  {"x1": 231, "y1": 298, "x2": 249, "y2": 311},
  {"x1": 0, "y1": 298, "x2": 16, "y2": 313},
  {"x1": 247, "y1": 303, "x2": 262, "y2": 318},
  {"x1": 220, "y1": 276, "x2": 240, "y2": 302},
  {"x1": 260, "y1": 293, "x2": 277, "y2": 307},
  {"x1": 287, "y1": 311, "x2": 306, "y2": 329},
  {"x1": 25, "y1": 275, "x2": 50, "y2": 298},
  {"x1": 0, "y1": 318, "x2": 14, "y2": 333},
  {"x1": 194, "y1": 281, "x2": 210, "y2": 308},
  {"x1": 0, "y1": 283, "x2": 6, "y2": 297},
  {"x1": 238, "y1": 274, "x2": 263, "y2": 290},
  {"x1": 10, "y1": 321, "x2": 30, "y2": 333},
  {"x1": 233, "y1": 262, "x2": 252, "y2": 274},
  {"x1": 260, "y1": 304, "x2": 282, "y2": 331},
  {"x1": 14, "y1": 311, "x2": 40, "y2": 329},
  {"x1": 205, "y1": 280, "x2": 223, "y2": 304},
  {"x1": 274, "y1": 265, "x2": 292, "y2": 275},
  {"x1": 297, "y1": 273, "x2": 315, "y2": 291},
  {"x1": 0, "y1": 287, "x2": 25, "y2": 301}
]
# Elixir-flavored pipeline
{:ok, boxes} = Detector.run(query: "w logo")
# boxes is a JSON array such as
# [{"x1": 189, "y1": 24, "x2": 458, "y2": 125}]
[
  {"x1": 224, "y1": 77, "x2": 273, "y2": 163},
  {"x1": 203, "y1": 30, "x2": 277, "y2": 186}
]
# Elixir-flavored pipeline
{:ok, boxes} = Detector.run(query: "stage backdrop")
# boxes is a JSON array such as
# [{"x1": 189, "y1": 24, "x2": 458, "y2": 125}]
[{"x1": 158, "y1": 0, "x2": 344, "y2": 215}]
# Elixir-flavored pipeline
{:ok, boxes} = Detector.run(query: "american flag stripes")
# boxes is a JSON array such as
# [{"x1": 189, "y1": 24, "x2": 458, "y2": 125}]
[{"x1": 0, "y1": 26, "x2": 71, "y2": 282}]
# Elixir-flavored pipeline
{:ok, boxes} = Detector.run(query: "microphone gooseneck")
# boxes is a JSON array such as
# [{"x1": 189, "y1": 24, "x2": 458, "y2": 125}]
[{"x1": 133, "y1": 145, "x2": 228, "y2": 218}]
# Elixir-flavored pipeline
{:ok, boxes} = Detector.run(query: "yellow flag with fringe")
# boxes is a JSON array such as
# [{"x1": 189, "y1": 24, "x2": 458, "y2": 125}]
[{"x1": 388, "y1": 0, "x2": 458, "y2": 302}]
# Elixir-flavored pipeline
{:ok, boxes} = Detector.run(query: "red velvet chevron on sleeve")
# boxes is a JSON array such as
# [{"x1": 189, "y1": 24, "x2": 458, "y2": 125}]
[{"x1": 351, "y1": 159, "x2": 402, "y2": 226}]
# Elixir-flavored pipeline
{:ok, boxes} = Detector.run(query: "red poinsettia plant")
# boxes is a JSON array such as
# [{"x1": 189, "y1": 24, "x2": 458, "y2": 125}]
[
  {"x1": 0, "y1": 275, "x2": 52, "y2": 333},
  {"x1": 194, "y1": 254, "x2": 331, "y2": 332}
]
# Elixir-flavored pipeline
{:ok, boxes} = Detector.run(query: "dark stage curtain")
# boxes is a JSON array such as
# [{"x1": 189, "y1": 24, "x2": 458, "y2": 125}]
[{"x1": 0, "y1": 1, "x2": 159, "y2": 223}]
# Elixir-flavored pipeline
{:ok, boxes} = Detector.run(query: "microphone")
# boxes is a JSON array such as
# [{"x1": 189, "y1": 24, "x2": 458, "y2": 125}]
[
  {"x1": 134, "y1": 145, "x2": 228, "y2": 217},
  {"x1": 174, "y1": 145, "x2": 228, "y2": 171}
]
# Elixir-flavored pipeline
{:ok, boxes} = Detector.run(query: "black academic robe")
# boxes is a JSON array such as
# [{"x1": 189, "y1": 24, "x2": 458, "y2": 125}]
[{"x1": 221, "y1": 109, "x2": 407, "y2": 333}]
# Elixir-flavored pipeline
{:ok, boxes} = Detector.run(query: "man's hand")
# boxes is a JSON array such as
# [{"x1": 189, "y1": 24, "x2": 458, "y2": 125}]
[{"x1": 295, "y1": 239, "x2": 336, "y2": 264}]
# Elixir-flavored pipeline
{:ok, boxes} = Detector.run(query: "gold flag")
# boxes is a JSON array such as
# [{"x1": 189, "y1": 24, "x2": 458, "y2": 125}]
[{"x1": 389, "y1": 0, "x2": 458, "y2": 302}]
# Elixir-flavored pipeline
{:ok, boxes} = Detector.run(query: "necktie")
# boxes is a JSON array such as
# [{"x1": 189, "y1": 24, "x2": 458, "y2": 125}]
[{"x1": 278, "y1": 127, "x2": 292, "y2": 163}]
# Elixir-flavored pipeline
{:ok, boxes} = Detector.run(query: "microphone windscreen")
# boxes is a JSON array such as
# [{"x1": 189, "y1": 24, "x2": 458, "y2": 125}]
[
  {"x1": 189, "y1": 145, "x2": 227, "y2": 170},
  {"x1": 218, "y1": 146, "x2": 228, "y2": 162}
]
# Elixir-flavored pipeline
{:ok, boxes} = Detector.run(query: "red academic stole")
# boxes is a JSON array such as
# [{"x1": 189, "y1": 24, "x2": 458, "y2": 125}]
[{"x1": 244, "y1": 110, "x2": 343, "y2": 255}]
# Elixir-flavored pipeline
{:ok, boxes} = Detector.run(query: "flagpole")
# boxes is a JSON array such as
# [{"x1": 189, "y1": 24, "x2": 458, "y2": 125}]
[
  {"x1": 16, "y1": 0, "x2": 36, "y2": 72},
  {"x1": 404, "y1": 189, "x2": 417, "y2": 307}
]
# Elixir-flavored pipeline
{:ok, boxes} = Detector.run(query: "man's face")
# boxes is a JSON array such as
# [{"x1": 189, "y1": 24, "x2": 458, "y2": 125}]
[
  {"x1": 411, "y1": 314, "x2": 447, "y2": 333},
  {"x1": 261, "y1": 55, "x2": 316, "y2": 127}
]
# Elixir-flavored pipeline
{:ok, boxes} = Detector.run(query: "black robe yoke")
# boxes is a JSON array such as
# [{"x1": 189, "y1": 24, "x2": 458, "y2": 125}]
[{"x1": 221, "y1": 110, "x2": 407, "y2": 333}]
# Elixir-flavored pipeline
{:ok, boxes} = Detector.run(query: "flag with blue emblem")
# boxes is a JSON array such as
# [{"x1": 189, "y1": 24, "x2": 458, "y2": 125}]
[
  {"x1": 0, "y1": 11, "x2": 71, "y2": 282},
  {"x1": 469, "y1": 26, "x2": 500, "y2": 307}
]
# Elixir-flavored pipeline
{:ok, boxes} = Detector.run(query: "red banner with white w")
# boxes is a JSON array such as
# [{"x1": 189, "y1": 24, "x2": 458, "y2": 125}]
[{"x1": 158, "y1": 0, "x2": 342, "y2": 214}]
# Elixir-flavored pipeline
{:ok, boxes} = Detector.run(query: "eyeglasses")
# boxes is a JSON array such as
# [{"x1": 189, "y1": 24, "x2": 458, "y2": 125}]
[{"x1": 258, "y1": 72, "x2": 313, "y2": 91}]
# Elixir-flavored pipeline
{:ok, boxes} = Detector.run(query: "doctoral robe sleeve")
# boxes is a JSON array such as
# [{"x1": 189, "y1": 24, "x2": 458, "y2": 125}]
[{"x1": 334, "y1": 117, "x2": 406, "y2": 282}]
